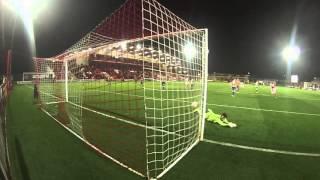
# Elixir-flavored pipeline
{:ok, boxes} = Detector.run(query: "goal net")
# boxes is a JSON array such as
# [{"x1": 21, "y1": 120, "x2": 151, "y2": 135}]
[
  {"x1": 34, "y1": 0, "x2": 208, "y2": 179},
  {"x1": 1, "y1": 51, "x2": 12, "y2": 180},
  {"x1": 20, "y1": 72, "x2": 46, "y2": 83}
]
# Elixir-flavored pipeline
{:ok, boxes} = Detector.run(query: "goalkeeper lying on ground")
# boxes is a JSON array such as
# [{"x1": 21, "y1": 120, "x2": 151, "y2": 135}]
[
  {"x1": 206, "y1": 109, "x2": 237, "y2": 128},
  {"x1": 192, "y1": 102, "x2": 237, "y2": 128}
]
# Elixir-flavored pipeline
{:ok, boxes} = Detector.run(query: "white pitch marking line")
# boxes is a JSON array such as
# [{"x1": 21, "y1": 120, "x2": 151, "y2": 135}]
[
  {"x1": 210, "y1": 89, "x2": 320, "y2": 101},
  {"x1": 26, "y1": 84, "x2": 320, "y2": 157},
  {"x1": 85, "y1": 89, "x2": 320, "y2": 117},
  {"x1": 41, "y1": 108, "x2": 146, "y2": 178},
  {"x1": 45, "y1": 101, "x2": 66, "y2": 105},
  {"x1": 29, "y1": 86, "x2": 320, "y2": 117},
  {"x1": 203, "y1": 139, "x2": 320, "y2": 157},
  {"x1": 208, "y1": 103, "x2": 320, "y2": 117}
]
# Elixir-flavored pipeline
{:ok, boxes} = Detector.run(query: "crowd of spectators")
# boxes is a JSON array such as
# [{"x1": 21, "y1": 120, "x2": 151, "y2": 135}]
[
  {"x1": 75, "y1": 59, "x2": 144, "y2": 81},
  {"x1": 72, "y1": 58, "x2": 189, "y2": 82}
]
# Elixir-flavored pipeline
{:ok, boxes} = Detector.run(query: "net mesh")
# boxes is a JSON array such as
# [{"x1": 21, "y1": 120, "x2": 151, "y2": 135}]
[
  {"x1": 34, "y1": 0, "x2": 208, "y2": 178},
  {"x1": 0, "y1": 84, "x2": 8, "y2": 179},
  {"x1": 1, "y1": 51, "x2": 12, "y2": 180}
]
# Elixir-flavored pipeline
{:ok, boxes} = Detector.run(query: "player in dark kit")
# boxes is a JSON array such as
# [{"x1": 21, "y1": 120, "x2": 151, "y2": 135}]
[
  {"x1": 162, "y1": 81, "x2": 166, "y2": 90},
  {"x1": 33, "y1": 84, "x2": 39, "y2": 103}
]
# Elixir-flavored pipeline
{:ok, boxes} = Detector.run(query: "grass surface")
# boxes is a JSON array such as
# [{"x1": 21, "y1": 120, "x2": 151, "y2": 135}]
[
  {"x1": 6, "y1": 85, "x2": 141, "y2": 180},
  {"x1": 38, "y1": 80, "x2": 201, "y2": 178},
  {"x1": 6, "y1": 83, "x2": 320, "y2": 180},
  {"x1": 205, "y1": 82, "x2": 320, "y2": 153}
]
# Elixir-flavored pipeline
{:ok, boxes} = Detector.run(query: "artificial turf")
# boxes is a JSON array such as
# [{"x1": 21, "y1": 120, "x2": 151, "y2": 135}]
[{"x1": 5, "y1": 82, "x2": 320, "y2": 179}]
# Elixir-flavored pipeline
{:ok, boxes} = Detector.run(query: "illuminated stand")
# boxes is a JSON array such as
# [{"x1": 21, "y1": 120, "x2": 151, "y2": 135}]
[{"x1": 34, "y1": 0, "x2": 208, "y2": 179}]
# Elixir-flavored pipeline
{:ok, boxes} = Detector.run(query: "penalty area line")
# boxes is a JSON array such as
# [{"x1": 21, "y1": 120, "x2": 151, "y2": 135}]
[
  {"x1": 208, "y1": 103, "x2": 320, "y2": 117},
  {"x1": 203, "y1": 139, "x2": 320, "y2": 157}
]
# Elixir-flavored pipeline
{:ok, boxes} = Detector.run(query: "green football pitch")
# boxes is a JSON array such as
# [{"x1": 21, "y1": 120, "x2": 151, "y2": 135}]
[{"x1": 5, "y1": 82, "x2": 320, "y2": 180}]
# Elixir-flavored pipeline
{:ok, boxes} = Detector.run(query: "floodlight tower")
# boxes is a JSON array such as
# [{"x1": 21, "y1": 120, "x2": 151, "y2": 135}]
[{"x1": 281, "y1": 44, "x2": 300, "y2": 83}]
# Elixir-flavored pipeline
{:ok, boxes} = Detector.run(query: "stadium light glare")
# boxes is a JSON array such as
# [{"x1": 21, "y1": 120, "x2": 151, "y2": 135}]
[
  {"x1": 120, "y1": 41, "x2": 127, "y2": 50},
  {"x1": 2, "y1": 0, "x2": 50, "y2": 55},
  {"x1": 282, "y1": 45, "x2": 300, "y2": 62},
  {"x1": 282, "y1": 44, "x2": 300, "y2": 84},
  {"x1": 183, "y1": 42, "x2": 197, "y2": 60},
  {"x1": 136, "y1": 44, "x2": 142, "y2": 50},
  {"x1": 2, "y1": 0, "x2": 50, "y2": 20}
]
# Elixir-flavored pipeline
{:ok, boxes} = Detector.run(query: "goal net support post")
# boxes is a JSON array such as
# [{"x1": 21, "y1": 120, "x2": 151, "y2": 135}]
[
  {"x1": 200, "y1": 29, "x2": 209, "y2": 141},
  {"x1": 64, "y1": 60, "x2": 69, "y2": 103}
]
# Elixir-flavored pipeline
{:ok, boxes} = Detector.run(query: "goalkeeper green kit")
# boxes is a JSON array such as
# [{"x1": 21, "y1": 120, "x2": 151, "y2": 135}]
[
  {"x1": 193, "y1": 107, "x2": 236, "y2": 128},
  {"x1": 206, "y1": 109, "x2": 231, "y2": 127}
]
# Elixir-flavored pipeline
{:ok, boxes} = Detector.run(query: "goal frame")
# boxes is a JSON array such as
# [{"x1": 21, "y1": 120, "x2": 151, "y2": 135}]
[{"x1": 33, "y1": 0, "x2": 209, "y2": 179}]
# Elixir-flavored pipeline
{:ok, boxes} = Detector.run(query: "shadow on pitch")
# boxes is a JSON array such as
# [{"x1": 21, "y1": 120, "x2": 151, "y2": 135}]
[{"x1": 15, "y1": 137, "x2": 31, "y2": 180}]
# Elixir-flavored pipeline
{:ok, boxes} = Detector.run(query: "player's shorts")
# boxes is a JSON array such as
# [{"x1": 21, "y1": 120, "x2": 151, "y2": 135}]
[
  {"x1": 232, "y1": 87, "x2": 236, "y2": 91},
  {"x1": 271, "y1": 87, "x2": 276, "y2": 94}
]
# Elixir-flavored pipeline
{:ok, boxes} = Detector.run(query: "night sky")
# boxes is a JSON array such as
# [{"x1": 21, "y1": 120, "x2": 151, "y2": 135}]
[{"x1": 1, "y1": 0, "x2": 320, "y2": 80}]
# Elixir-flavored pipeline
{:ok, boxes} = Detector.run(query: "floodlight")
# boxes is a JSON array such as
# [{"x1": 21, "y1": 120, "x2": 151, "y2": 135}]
[
  {"x1": 3, "y1": 0, "x2": 50, "y2": 20},
  {"x1": 120, "y1": 41, "x2": 127, "y2": 50},
  {"x1": 282, "y1": 45, "x2": 300, "y2": 61},
  {"x1": 183, "y1": 42, "x2": 196, "y2": 60},
  {"x1": 136, "y1": 44, "x2": 142, "y2": 50},
  {"x1": 291, "y1": 75, "x2": 299, "y2": 83},
  {"x1": 2, "y1": 0, "x2": 50, "y2": 54}
]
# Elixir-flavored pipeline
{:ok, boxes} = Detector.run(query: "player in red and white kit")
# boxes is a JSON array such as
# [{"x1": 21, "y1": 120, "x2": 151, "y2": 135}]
[
  {"x1": 270, "y1": 81, "x2": 277, "y2": 96},
  {"x1": 231, "y1": 79, "x2": 237, "y2": 97},
  {"x1": 236, "y1": 78, "x2": 241, "y2": 92}
]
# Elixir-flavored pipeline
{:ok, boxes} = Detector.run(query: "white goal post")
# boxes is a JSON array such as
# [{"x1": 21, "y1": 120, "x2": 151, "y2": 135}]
[{"x1": 20, "y1": 72, "x2": 49, "y2": 84}]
